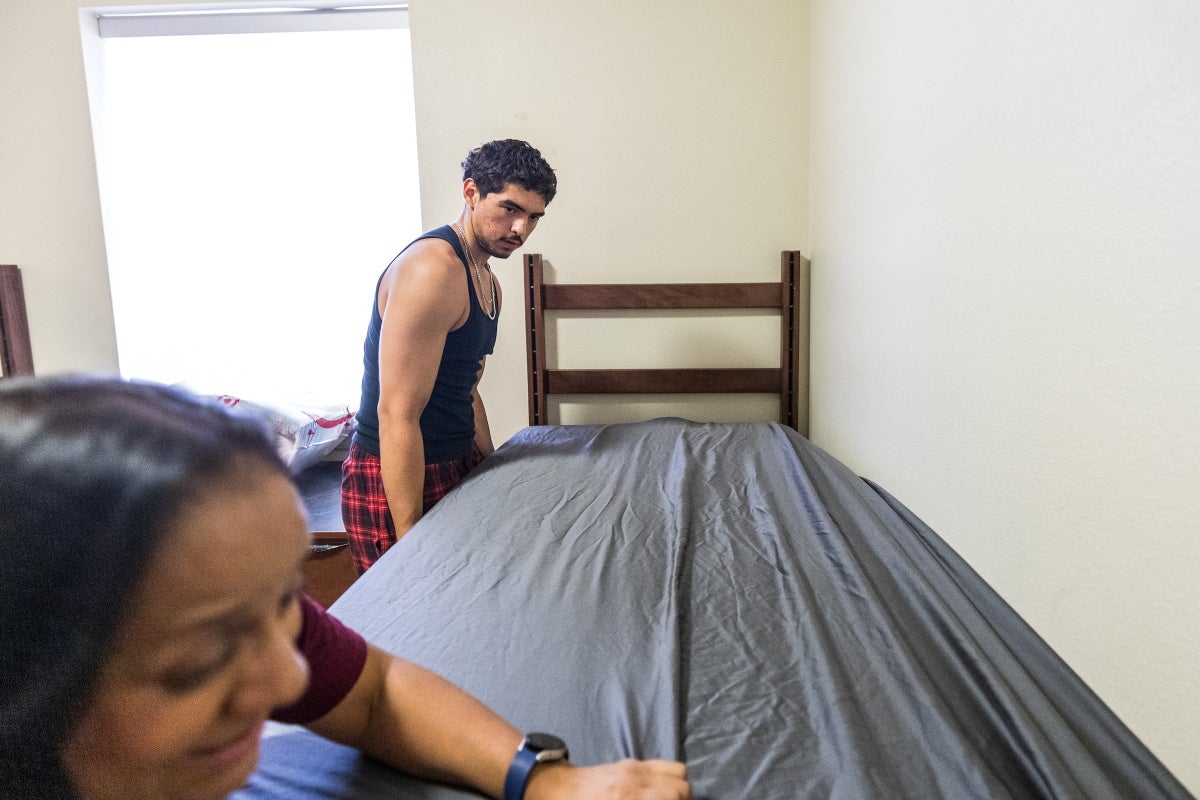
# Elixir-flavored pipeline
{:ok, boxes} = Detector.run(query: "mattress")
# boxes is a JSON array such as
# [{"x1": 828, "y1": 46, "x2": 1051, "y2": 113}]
[{"x1": 234, "y1": 419, "x2": 1190, "y2": 800}]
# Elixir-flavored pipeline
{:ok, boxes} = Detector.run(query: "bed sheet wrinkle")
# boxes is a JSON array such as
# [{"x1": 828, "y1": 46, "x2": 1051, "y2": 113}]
[
  {"x1": 684, "y1": 424, "x2": 1048, "y2": 797},
  {"x1": 679, "y1": 425, "x2": 872, "y2": 796},
  {"x1": 863, "y1": 484, "x2": 1159, "y2": 798},
  {"x1": 237, "y1": 420, "x2": 1193, "y2": 800},
  {"x1": 858, "y1": 480, "x2": 1063, "y2": 793},
  {"x1": 812, "y1": 438, "x2": 1186, "y2": 797},
  {"x1": 450, "y1": 423, "x2": 686, "y2": 763},
  {"x1": 783, "y1": 436, "x2": 1039, "y2": 795}
]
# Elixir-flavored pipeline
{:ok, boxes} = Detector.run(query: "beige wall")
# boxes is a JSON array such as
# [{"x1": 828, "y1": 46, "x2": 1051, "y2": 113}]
[
  {"x1": 809, "y1": 0, "x2": 1200, "y2": 792},
  {"x1": 0, "y1": 1, "x2": 120, "y2": 374},
  {"x1": 408, "y1": 0, "x2": 810, "y2": 438}
]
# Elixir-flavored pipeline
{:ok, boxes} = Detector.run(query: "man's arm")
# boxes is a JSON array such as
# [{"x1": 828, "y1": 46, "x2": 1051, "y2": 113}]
[
  {"x1": 375, "y1": 242, "x2": 470, "y2": 541},
  {"x1": 308, "y1": 646, "x2": 691, "y2": 800}
]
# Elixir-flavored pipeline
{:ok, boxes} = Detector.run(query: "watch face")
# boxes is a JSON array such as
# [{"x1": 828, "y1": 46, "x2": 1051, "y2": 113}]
[{"x1": 525, "y1": 732, "x2": 568, "y2": 758}]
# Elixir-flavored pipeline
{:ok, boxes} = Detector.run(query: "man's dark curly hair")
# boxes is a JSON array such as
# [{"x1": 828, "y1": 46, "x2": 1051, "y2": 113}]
[{"x1": 462, "y1": 139, "x2": 557, "y2": 204}]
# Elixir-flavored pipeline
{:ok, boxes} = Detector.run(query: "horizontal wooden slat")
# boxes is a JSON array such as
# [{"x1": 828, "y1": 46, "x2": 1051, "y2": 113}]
[
  {"x1": 544, "y1": 282, "x2": 781, "y2": 310},
  {"x1": 545, "y1": 368, "x2": 781, "y2": 394}
]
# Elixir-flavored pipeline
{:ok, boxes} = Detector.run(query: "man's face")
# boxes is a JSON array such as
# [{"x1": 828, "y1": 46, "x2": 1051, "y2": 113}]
[{"x1": 465, "y1": 180, "x2": 548, "y2": 260}]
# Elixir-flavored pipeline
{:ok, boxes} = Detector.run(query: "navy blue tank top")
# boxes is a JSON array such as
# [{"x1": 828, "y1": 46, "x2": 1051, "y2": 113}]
[{"x1": 352, "y1": 225, "x2": 499, "y2": 461}]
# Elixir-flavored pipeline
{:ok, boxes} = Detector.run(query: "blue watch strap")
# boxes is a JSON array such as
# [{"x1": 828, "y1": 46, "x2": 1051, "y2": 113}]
[
  {"x1": 503, "y1": 745, "x2": 540, "y2": 800},
  {"x1": 504, "y1": 733, "x2": 568, "y2": 800}
]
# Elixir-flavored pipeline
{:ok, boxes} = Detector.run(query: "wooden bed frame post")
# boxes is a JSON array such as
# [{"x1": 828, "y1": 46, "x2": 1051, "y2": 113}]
[
  {"x1": 0, "y1": 265, "x2": 35, "y2": 378},
  {"x1": 781, "y1": 252, "x2": 811, "y2": 437},
  {"x1": 524, "y1": 254, "x2": 549, "y2": 425}
]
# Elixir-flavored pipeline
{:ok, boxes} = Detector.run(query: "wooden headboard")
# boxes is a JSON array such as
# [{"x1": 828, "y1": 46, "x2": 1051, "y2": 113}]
[
  {"x1": 524, "y1": 251, "x2": 810, "y2": 435},
  {"x1": 0, "y1": 265, "x2": 34, "y2": 378}
]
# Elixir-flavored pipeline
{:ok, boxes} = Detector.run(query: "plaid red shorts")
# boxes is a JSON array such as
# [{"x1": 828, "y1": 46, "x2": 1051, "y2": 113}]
[{"x1": 340, "y1": 441, "x2": 484, "y2": 574}]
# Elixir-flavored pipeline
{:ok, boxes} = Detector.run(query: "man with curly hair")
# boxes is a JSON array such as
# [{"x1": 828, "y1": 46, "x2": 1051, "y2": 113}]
[{"x1": 342, "y1": 140, "x2": 557, "y2": 574}]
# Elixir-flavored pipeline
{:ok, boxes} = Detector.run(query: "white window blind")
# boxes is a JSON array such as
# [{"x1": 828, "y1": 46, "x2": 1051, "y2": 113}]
[{"x1": 91, "y1": 5, "x2": 407, "y2": 38}]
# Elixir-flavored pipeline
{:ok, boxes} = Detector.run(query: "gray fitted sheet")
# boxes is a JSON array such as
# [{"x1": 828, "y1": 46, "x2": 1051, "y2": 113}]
[{"x1": 234, "y1": 419, "x2": 1191, "y2": 800}]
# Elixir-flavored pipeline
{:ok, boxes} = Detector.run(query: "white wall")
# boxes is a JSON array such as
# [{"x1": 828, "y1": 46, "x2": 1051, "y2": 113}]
[
  {"x1": 809, "y1": 1, "x2": 1200, "y2": 792},
  {"x1": 0, "y1": 1, "x2": 120, "y2": 375},
  {"x1": 408, "y1": 0, "x2": 810, "y2": 438}
]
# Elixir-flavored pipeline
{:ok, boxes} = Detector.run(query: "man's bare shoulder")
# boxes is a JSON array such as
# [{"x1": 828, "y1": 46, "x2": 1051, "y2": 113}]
[
  {"x1": 382, "y1": 236, "x2": 465, "y2": 292},
  {"x1": 378, "y1": 236, "x2": 468, "y2": 327}
]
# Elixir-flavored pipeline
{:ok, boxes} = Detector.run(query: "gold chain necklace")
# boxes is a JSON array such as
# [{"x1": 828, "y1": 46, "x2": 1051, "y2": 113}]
[{"x1": 452, "y1": 221, "x2": 497, "y2": 320}]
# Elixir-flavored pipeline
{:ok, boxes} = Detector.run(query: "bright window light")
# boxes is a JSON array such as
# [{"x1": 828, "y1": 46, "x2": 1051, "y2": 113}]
[{"x1": 86, "y1": 15, "x2": 419, "y2": 407}]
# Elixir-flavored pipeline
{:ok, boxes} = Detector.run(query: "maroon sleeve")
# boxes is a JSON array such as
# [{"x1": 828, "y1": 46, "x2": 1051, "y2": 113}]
[{"x1": 271, "y1": 594, "x2": 369, "y2": 724}]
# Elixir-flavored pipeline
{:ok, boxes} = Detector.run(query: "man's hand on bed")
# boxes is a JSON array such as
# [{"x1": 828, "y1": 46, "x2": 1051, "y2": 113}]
[{"x1": 525, "y1": 758, "x2": 691, "y2": 800}]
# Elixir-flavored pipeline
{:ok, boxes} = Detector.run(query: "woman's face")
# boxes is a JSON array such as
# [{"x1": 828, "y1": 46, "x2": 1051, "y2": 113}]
[{"x1": 63, "y1": 466, "x2": 312, "y2": 800}]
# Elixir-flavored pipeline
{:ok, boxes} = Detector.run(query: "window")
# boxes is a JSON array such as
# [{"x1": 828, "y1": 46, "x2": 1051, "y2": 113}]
[{"x1": 81, "y1": 4, "x2": 418, "y2": 406}]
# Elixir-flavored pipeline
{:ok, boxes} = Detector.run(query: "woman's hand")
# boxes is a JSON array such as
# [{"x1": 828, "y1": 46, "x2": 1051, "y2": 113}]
[{"x1": 526, "y1": 758, "x2": 691, "y2": 800}]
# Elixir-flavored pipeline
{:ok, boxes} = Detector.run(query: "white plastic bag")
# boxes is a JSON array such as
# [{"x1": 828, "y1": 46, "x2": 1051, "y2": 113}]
[{"x1": 217, "y1": 395, "x2": 354, "y2": 474}]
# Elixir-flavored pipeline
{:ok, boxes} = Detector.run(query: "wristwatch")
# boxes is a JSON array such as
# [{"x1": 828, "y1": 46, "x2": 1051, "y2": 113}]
[{"x1": 502, "y1": 732, "x2": 569, "y2": 800}]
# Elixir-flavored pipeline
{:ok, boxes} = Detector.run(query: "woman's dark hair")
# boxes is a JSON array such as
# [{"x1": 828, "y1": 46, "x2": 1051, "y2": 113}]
[
  {"x1": 461, "y1": 139, "x2": 557, "y2": 204},
  {"x1": 0, "y1": 375, "x2": 288, "y2": 797}
]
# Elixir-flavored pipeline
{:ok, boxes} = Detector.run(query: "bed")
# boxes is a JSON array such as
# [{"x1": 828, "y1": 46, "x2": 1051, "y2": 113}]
[{"x1": 238, "y1": 252, "x2": 1192, "y2": 800}]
